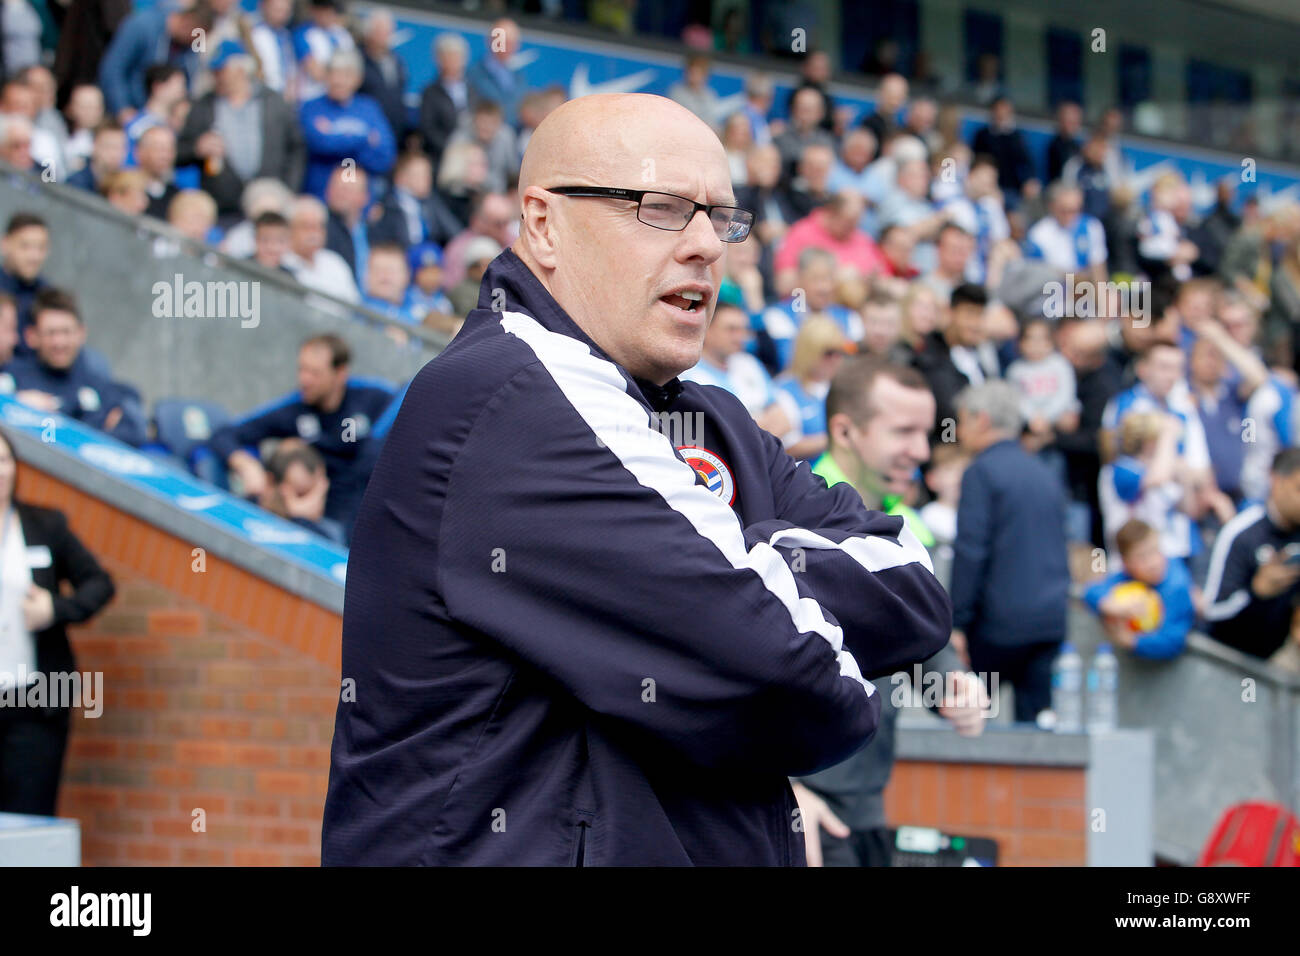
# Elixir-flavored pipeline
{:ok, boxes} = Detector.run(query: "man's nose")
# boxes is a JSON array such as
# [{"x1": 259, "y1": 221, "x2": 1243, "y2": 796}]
[{"x1": 676, "y1": 209, "x2": 724, "y2": 263}]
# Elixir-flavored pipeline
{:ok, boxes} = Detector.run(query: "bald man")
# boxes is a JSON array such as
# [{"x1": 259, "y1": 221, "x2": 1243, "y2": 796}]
[{"x1": 322, "y1": 94, "x2": 951, "y2": 866}]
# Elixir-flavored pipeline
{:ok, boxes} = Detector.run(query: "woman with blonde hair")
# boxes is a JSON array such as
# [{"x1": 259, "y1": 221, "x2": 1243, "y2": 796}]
[
  {"x1": 774, "y1": 315, "x2": 851, "y2": 460},
  {"x1": 891, "y1": 281, "x2": 943, "y2": 365}
]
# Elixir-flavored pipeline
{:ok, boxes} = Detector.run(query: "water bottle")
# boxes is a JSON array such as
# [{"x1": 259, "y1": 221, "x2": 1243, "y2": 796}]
[
  {"x1": 1050, "y1": 642, "x2": 1083, "y2": 733},
  {"x1": 1086, "y1": 643, "x2": 1119, "y2": 733}
]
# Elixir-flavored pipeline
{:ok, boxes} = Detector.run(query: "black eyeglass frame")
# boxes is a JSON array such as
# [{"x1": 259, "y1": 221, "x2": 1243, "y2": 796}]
[{"x1": 545, "y1": 186, "x2": 755, "y2": 242}]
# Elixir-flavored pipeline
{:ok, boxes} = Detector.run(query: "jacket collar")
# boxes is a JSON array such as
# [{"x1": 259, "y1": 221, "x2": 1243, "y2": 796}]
[{"x1": 475, "y1": 248, "x2": 684, "y2": 413}]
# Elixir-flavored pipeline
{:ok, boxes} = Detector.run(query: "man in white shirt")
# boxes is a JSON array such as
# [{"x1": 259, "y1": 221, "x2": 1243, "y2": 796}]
[
  {"x1": 282, "y1": 194, "x2": 359, "y2": 303},
  {"x1": 1025, "y1": 182, "x2": 1107, "y2": 282}
]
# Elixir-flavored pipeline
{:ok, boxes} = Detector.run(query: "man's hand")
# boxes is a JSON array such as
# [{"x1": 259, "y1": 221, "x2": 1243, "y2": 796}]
[
  {"x1": 1252, "y1": 553, "x2": 1300, "y2": 599},
  {"x1": 22, "y1": 583, "x2": 55, "y2": 632},
  {"x1": 229, "y1": 450, "x2": 269, "y2": 499},
  {"x1": 282, "y1": 473, "x2": 329, "y2": 520},
  {"x1": 938, "y1": 672, "x2": 989, "y2": 736},
  {"x1": 195, "y1": 131, "x2": 225, "y2": 160},
  {"x1": 15, "y1": 389, "x2": 59, "y2": 412},
  {"x1": 949, "y1": 629, "x2": 969, "y2": 668},
  {"x1": 791, "y1": 781, "x2": 849, "y2": 868}
]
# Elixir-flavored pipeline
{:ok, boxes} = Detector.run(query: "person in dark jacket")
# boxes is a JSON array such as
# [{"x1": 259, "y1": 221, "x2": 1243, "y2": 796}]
[
  {"x1": 0, "y1": 211, "x2": 49, "y2": 353},
  {"x1": 206, "y1": 333, "x2": 394, "y2": 543},
  {"x1": 2, "y1": 289, "x2": 147, "y2": 447},
  {"x1": 97, "y1": 0, "x2": 214, "y2": 121},
  {"x1": 912, "y1": 283, "x2": 1001, "y2": 444},
  {"x1": 0, "y1": 426, "x2": 115, "y2": 815},
  {"x1": 357, "y1": 8, "x2": 408, "y2": 146},
  {"x1": 416, "y1": 32, "x2": 470, "y2": 169},
  {"x1": 53, "y1": 0, "x2": 133, "y2": 112},
  {"x1": 971, "y1": 96, "x2": 1037, "y2": 210},
  {"x1": 951, "y1": 380, "x2": 1070, "y2": 723},
  {"x1": 175, "y1": 40, "x2": 304, "y2": 219},
  {"x1": 322, "y1": 93, "x2": 951, "y2": 866}
]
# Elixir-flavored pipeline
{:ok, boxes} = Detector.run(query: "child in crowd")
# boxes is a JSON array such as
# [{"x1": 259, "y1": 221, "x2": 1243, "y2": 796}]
[
  {"x1": 1099, "y1": 411, "x2": 1185, "y2": 560},
  {"x1": 1083, "y1": 518, "x2": 1193, "y2": 659},
  {"x1": 407, "y1": 242, "x2": 454, "y2": 322},
  {"x1": 919, "y1": 442, "x2": 969, "y2": 590},
  {"x1": 1006, "y1": 317, "x2": 1078, "y2": 452}
]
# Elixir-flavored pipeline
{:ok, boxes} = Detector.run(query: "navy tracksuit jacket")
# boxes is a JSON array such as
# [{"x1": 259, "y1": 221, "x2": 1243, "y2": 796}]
[{"x1": 322, "y1": 249, "x2": 951, "y2": 866}]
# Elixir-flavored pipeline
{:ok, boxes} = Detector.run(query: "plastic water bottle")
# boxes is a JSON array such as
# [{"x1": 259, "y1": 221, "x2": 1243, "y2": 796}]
[
  {"x1": 1050, "y1": 642, "x2": 1083, "y2": 733},
  {"x1": 1086, "y1": 643, "x2": 1119, "y2": 733}
]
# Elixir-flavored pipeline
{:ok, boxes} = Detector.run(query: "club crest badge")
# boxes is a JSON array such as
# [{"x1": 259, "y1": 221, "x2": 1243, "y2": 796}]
[{"x1": 677, "y1": 444, "x2": 735, "y2": 506}]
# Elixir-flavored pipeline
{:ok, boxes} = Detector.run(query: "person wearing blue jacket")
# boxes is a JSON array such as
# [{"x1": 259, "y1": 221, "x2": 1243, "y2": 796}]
[
  {"x1": 0, "y1": 288, "x2": 146, "y2": 447},
  {"x1": 322, "y1": 94, "x2": 951, "y2": 867},
  {"x1": 206, "y1": 333, "x2": 395, "y2": 544},
  {"x1": 1084, "y1": 518, "x2": 1193, "y2": 659},
  {"x1": 298, "y1": 49, "x2": 395, "y2": 199},
  {"x1": 97, "y1": 1, "x2": 214, "y2": 120},
  {"x1": 951, "y1": 379, "x2": 1070, "y2": 724}
]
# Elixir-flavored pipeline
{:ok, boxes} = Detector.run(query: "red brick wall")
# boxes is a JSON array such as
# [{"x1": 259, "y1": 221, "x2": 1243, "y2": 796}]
[
  {"x1": 886, "y1": 762, "x2": 1088, "y2": 865},
  {"x1": 17, "y1": 464, "x2": 342, "y2": 866}
]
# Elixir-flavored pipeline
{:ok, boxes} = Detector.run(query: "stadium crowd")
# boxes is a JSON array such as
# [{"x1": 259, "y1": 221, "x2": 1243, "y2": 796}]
[{"x1": 0, "y1": 0, "x2": 1297, "y2": 707}]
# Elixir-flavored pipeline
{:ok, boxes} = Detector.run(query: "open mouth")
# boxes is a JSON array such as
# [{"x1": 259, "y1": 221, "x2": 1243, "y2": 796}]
[{"x1": 659, "y1": 289, "x2": 707, "y2": 314}]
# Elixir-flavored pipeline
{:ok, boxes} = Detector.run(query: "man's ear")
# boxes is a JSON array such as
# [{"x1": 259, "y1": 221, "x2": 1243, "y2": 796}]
[
  {"x1": 519, "y1": 187, "x2": 558, "y2": 270},
  {"x1": 827, "y1": 411, "x2": 852, "y2": 448}
]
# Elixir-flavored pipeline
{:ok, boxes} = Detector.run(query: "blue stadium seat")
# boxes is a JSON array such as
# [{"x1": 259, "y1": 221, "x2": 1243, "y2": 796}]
[{"x1": 152, "y1": 398, "x2": 232, "y2": 487}]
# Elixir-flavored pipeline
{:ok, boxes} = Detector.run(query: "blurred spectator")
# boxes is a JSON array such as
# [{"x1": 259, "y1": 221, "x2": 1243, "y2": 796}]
[
  {"x1": 135, "y1": 124, "x2": 179, "y2": 219},
  {"x1": 902, "y1": 97, "x2": 942, "y2": 158},
  {"x1": 358, "y1": 8, "x2": 409, "y2": 145},
  {"x1": 1203, "y1": 447, "x2": 1300, "y2": 660},
  {"x1": 250, "y1": 209, "x2": 292, "y2": 274},
  {"x1": 914, "y1": 283, "x2": 999, "y2": 435},
  {"x1": 98, "y1": 0, "x2": 213, "y2": 121},
  {"x1": 738, "y1": 71, "x2": 773, "y2": 146},
  {"x1": 773, "y1": 191, "x2": 884, "y2": 293},
  {"x1": 360, "y1": 240, "x2": 417, "y2": 325},
  {"x1": 1137, "y1": 173, "x2": 1199, "y2": 282},
  {"x1": 54, "y1": 0, "x2": 132, "y2": 113},
  {"x1": 721, "y1": 112, "x2": 752, "y2": 186},
  {"x1": 735, "y1": 143, "x2": 796, "y2": 252},
  {"x1": 859, "y1": 291, "x2": 902, "y2": 358},
  {"x1": 446, "y1": 100, "x2": 517, "y2": 196},
  {"x1": 515, "y1": 85, "x2": 564, "y2": 156},
  {"x1": 20, "y1": 67, "x2": 69, "y2": 175},
  {"x1": 293, "y1": 0, "x2": 354, "y2": 104},
  {"x1": 445, "y1": 235, "x2": 500, "y2": 319},
  {"x1": 1055, "y1": 317, "x2": 1124, "y2": 546},
  {"x1": 784, "y1": 49, "x2": 835, "y2": 134},
  {"x1": 773, "y1": 315, "x2": 848, "y2": 460},
  {"x1": 406, "y1": 242, "x2": 454, "y2": 322},
  {"x1": 166, "y1": 188, "x2": 218, "y2": 243},
  {"x1": 786, "y1": 142, "x2": 835, "y2": 218},
  {"x1": 62, "y1": 84, "x2": 106, "y2": 173},
  {"x1": 860, "y1": 73, "x2": 907, "y2": 159},
  {"x1": 466, "y1": 18, "x2": 524, "y2": 127},
  {"x1": 668, "y1": 52, "x2": 723, "y2": 130},
  {"x1": 4, "y1": 288, "x2": 147, "y2": 446},
  {"x1": 1025, "y1": 182, "x2": 1108, "y2": 281},
  {"x1": 1045, "y1": 101, "x2": 1082, "y2": 183},
  {"x1": 877, "y1": 224, "x2": 919, "y2": 281},
  {"x1": 970, "y1": 52, "x2": 1004, "y2": 106},
  {"x1": 249, "y1": 0, "x2": 298, "y2": 103},
  {"x1": 1084, "y1": 518, "x2": 1193, "y2": 659},
  {"x1": 0, "y1": 114, "x2": 35, "y2": 171},
  {"x1": 763, "y1": 246, "x2": 863, "y2": 369},
  {"x1": 283, "y1": 194, "x2": 359, "y2": 302},
  {"x1": 774, "y1": 87, "x2": 835, "y2": 181},
  {"x1": 892, "y1": 282, "x2": 943, "y2": 365},
  {"x1": 176, "y1": 40, "x2": 305, "y2": 219},
  {"x1": 441, "y1": 192, "x2": 515, "y2": 289},
  {"x1": 207, "y1": 332, "x2": 395, "y2": 543},
  {"x1": 920, "y1": 222, "x2": 974, "y2": 302},
  {"x1": 218, "y1": 176, "x2": 294, "y2": 257},
  {"x1": 827, "y1": 127, "x2": 877, "y2": 197},
  {"x1": 0, "y1": 292, "x2": 16, "y2": 365},
  {"x1": 876, "y1": 157, "x2": 948, "y2": 258},
  {"x1": 1061, "y1": 131, "x2": 1114, "y2": 224},
  {"x1": 100, "y1": 167, "x2": 150, "y2": 216},
  {"x1": 417, "y1": 31, "x2": 471, "y2": 168},
  {"x1": 681, "y1": 301, "x2": 791, "y2": 438},
  {"x1": 123, "y1": 64, "x2": 185, "y2": 156},
  {"x1": 435, "y1": 139, "x2": 489, "y2": 226},
  {"x1": 375, "y1": 151, "x2": 463, "y2": 249},
  {"x1": 300, "y1": 48, "x2": 396, "y2": 199},
  {"x1": 191, "y1": 0, "x2": 253, "y2": 99},
  {"x1": 970, "y1": 96, "x2": 1037, "y2": 210},
  {"x1": 0, "y1": 211, "x2": 48, "y2": 346},
  {"x1": 0, "y1": 78, "x2": 60, "y2": 179},
  {"x1": 1191, "y1": 180, "x2": 1242, "y2": 277},
  {"x1": 1007, "y1": 317, "x2": 1080, "y2": 453},
  {"x1": 920, "y1": 442, "x2": 969, "y2": 563},
  {"x1": 260, "y1": 440, "x2": 345, "y2": 543},
  {"x1": 951, "y1": 380, "x2": 1069, "y2": 722},
  {"x1": 940, "y1": 154, "x2": 1009, "y2": 284}
]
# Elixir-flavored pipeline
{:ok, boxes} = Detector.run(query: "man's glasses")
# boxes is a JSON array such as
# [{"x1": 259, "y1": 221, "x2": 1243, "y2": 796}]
[{"x1": 546, "y1": 186, "x2": 754, "y2": 243}]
